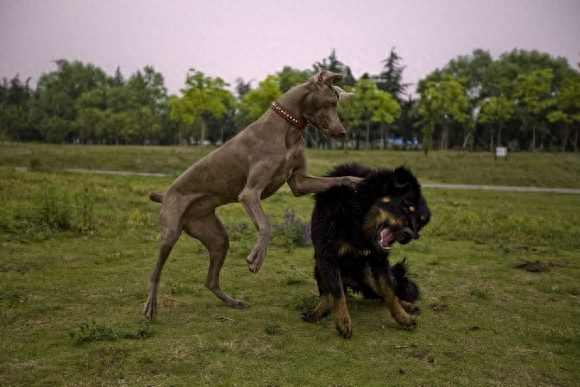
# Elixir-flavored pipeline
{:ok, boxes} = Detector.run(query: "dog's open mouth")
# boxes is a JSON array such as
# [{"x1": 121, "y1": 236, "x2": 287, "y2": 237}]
[{"x1": 377, "y1": 225, "x2": 395, "y2": 251}]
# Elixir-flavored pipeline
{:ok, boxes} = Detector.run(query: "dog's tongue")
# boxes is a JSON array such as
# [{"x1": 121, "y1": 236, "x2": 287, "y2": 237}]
[{"x1": 378, "y1": 227, "x2": 394, "y2": 249}]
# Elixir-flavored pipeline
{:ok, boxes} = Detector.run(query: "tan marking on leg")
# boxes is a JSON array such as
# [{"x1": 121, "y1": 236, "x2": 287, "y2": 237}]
[
  {"x1": 400, "y1": 299, "x2": 421, "y2": 314},
  {"x1": 375, "y1": 275, "x2": 415, "y2": 328},
  {"x1": 302, "y1": 294, "x2": 331, "y2": 322},
  {"x1": 361, "y1": 265, "x2": 380, "y2": 294},
  {"x1": 332, "y1": 294, "x2": 352, "y2": 338}
]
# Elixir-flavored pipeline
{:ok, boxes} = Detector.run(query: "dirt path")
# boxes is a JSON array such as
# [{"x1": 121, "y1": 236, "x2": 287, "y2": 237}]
[
  {"x1": 61, "y1": 167, "x2": 580, "y2": 195},
  {"x1": 422, "y1": 182, "x2": 580, "y2": 195}
]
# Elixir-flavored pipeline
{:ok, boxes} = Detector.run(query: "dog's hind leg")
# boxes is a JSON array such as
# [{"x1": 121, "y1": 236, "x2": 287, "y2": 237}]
[
  {"x1": 302, "y1": 267, "x2": 332, "y2": 322},
  {"x1": 184, "y1": 212, "x2": 250, "y2": 309},
  {"x1": 144, "y1": 208, "x2": 183, "y2": 320},
  {"x1": 374, "y1": 270, "x2": 416, "y2": 328},
  {"x1": 317, "y1": 261, "x2": 353, "y2": 338}
]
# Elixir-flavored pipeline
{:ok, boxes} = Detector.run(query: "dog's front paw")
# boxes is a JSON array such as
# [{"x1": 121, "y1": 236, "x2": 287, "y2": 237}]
[
  {"x1": 400, "y1": 300, "x2": 421, "y2": 315},
  {"x1": 335, "y1": 314, "x2": 353, "y2": 339},
  {"x1": 394, "y1": 311, "x2": 416, "y2": 329},
  {"x1": 246, "y1": 247, "x2": 267, "y2": 273}
]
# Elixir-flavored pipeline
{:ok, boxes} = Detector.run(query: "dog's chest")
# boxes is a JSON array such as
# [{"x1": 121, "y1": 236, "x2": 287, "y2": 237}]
[{"x1": 261, "y1": 146, "x2": 302, "y2": 199}]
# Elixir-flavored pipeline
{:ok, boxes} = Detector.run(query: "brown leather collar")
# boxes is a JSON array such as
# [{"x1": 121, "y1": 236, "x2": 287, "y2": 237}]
[{"x1": 270, "y1": 101, "x2": 308, "y2": 130}]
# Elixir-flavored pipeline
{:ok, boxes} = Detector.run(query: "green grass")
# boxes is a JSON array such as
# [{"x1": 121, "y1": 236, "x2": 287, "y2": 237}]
[
  {"x1": 0, "y1": 144, "x2": 579, "y2": 386},
  {"x1": 1, "y1": 142, "x2": 579, "y2": 188}
]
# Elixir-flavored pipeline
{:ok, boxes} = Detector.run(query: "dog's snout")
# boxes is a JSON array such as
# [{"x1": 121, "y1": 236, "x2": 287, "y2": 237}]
[
  {"x1": 403, "y1": 227, "x2": 415, "y2": 239},
  {"x1": 338, "y1": 129, "x2": 347, "y2": 137}
]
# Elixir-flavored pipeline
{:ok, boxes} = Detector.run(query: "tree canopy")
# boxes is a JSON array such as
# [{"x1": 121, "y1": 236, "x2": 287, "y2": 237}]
[{"x1": 1, "y1": 48, "x2": 578, "y2": 151}]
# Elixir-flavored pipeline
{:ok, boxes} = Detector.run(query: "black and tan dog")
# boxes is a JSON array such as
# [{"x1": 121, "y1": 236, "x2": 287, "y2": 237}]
[{"x1": 302, "y1": 163, "x2": 431, "y2": 338}]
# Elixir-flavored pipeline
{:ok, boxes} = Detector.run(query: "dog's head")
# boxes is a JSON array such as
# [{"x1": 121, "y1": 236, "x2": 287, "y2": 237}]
[
  {"x1": 359, "y1": 167, "x2": 431, "y2": 252},
  {"x1": 301, "y1": 70, "x2": 351, "y2": 138}
]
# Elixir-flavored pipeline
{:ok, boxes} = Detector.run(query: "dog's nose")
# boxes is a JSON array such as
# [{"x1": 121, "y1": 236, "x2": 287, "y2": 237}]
[
  {"x1": 398, "y1": 227, "x2": 415, "y2": 244},
  {"x1": 338, "y1": 128, "x2": 346, "y2": 137}
]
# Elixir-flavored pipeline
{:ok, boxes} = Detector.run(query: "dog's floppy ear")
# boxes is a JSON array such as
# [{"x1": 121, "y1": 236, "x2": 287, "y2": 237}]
[
  {"x1": 312, "y1": 70, "x2": 343, "y2": 87},
  {"x1": 333, "y1": 86, "x2": 354, "y2": 101},
  {"x1": 392, "y1": 167, "x2": 418, "y2": 191}
]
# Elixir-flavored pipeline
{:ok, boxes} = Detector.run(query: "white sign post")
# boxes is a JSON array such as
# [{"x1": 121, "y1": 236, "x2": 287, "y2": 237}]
[{"x1": 495, "y1": 146, "x2": 508, "y2": 161}]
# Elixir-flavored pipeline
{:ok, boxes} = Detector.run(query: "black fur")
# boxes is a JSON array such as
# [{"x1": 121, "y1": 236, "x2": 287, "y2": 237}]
[{"x1": 304, "y1": 163, "x2": 430, "y2": 336}]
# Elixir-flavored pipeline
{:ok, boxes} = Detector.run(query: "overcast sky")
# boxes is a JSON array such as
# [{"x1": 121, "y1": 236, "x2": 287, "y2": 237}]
[{"x1": 1, "y1": 0, "x2": 579, "y2": 95}]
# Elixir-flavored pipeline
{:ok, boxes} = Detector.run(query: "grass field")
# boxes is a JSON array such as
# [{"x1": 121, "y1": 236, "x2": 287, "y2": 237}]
[{"x1": 1, "y1": 143, "x2": 579, "y2": 386}]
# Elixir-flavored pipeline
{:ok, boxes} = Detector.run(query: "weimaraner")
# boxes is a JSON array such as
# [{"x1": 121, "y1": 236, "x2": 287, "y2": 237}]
[{"x1": 144, "y1": 70, "x2": 359, "y2": 319}]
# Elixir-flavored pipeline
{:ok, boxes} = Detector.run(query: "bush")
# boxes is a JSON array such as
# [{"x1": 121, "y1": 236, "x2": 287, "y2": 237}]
[{"x1": 272, "y1": 209, "x2": 311, "y2": 250}]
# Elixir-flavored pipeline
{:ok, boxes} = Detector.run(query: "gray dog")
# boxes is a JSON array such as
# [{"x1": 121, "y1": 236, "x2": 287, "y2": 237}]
[{"x1": 144, "y1": 70, "x2": 359, "y2": 319}]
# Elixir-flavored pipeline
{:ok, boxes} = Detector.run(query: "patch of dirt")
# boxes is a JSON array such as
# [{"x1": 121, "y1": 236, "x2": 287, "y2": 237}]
[
  {"x1": 514, "y1": 260, "x2": 568, "y2": 273},
  {"x1": 430, "y1": 302, "x2": 447, "y2": 312},
  {"x1": 412, "y1": 349, "x2": 435, "y2": 364}
]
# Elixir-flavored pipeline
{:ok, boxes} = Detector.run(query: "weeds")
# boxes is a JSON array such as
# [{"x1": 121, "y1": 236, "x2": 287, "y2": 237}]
[
  {"x1": 40, "y1": 186, "x2": 73, "y2": 231},
  {"x1": 69, "y1": 320, "x2": 153, "y2": 345},
  {"x1": 272, "y1": 209, "x2": 311, "y2": 250}
]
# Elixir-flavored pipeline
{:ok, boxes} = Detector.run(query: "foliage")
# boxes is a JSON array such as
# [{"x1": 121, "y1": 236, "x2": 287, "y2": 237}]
[
  {"x1": 271, "y1": 209, "x2": 311, "y2": 250},
  {"x1": 417, "y1": 76, "x2": 470, "y2": 154},
  {"x1": 169, "y1": 69, "x2": 235, "y2": 145},
  {"x1": 547, "y1": 72, "x2": 580, "y2": 151},
  {"x1": 277, "y1": 66, "x2": 311, "y2": 93},
  {"x1": 1, "y1": 48, "x2": 579, "y2": 151},
  {"x1": 236, "y1": 75, "x2": 282, "y2": 128},
  {"x1": 341, "y1": 78, "x2": 401, "y2": 149},
  {"x1": 478, "y1": 96, "x2": 515, "y2": 149},
  {"x1": 69, "y1": 320, "x2": 153, "y2": 345},
  {"x1": 513, "y1": 69, "x2": 554, "y2": 150},
  {"x1": 419, "y1": 49, "x2": 578, "y2": 151},
  {"x1": 312, "y1": 49, "x2": 356, "y2": 86},
  {"x1": 373, "y1": 47, "x2": 410, "y2": 102}
]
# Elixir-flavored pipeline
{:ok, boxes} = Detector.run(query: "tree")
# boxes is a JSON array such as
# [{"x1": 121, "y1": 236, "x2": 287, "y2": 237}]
[
  {"x1": 547, "y1": 72, "x2": 580, "y2": 151},
  {"x1": 169, "y1": 69, "x2": 235, "y2": 145},
  {"x1": 29, "y1": 60, "x2": 109, "y2": 143},
  {"x1": 277, "y1": 66, "x2": 311, "y2": 93},
  {"x1": 513, "y1": 68, "x2": 554, "y2": 150},
  {"x1": 0, "y1": 75, "x2": 34, "y2": 141},
  {"x1": 236, "y1": 75, "x2": 281, "y2": 129},
  {"x1": 313, "y1": 49, "x2": 356, "y2": 86},
  {"x1": 478, "y1": 96, "x2": 515, "y2": 150},
  {"x1": 373, "y1": 47, "x2": 410, "y2": 103},
  {"x1": 235, "y1": 78, "x2": 252, "y2": 99},
  {"x1": 341, "y1": 78, "x2": 400, "y2": 149},
  {"x1": 417, "y1": 76, "x2": 469, "y2": 154}
]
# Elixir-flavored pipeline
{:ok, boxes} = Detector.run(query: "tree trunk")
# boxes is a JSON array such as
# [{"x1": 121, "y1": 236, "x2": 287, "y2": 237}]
[
  {"x1": 365, "y1": 120, "x2": 370, "y2": 149},
  {"x1": 200, "y1": 120, "x2": 207, "y2": 146},
  {"x1": 381, "y1": 124, "x2": 388, "y2": 150},
  {"x1": 530, "y1": 125, "x2": 536, "y2": 151}
]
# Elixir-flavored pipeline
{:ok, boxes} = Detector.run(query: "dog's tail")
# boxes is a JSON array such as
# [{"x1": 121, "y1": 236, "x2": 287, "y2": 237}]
[
  {"x1": 149, "y1": 192, "x2": 165, "y2": 203},
  {"x1": 392, "y1": 258, "x2": 420, "y2": 303}
]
